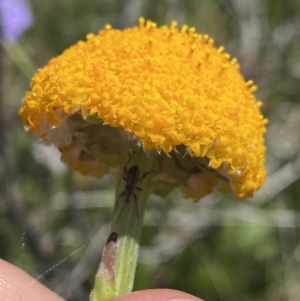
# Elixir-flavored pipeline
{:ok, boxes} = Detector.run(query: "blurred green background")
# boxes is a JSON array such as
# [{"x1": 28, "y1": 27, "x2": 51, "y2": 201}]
[{"x1": 1, "y1": 0, "x2": 300, "y2": 300}]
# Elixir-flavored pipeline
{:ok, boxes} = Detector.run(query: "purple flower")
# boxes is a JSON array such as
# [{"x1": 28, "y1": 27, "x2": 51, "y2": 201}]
[{"x1": 0, "y1": 0, "x2": 34, "y2": 42}]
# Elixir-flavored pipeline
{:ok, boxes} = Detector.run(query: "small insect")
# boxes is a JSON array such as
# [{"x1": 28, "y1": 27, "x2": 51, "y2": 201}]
[{"x1": 115, "y1": 158, "x2": 152, "y2": 221}]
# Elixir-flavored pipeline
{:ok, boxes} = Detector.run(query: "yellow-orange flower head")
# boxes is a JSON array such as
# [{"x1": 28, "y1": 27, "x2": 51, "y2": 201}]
[{"x1": 19, "y1": 18, "x2": 267, "y2": 200}]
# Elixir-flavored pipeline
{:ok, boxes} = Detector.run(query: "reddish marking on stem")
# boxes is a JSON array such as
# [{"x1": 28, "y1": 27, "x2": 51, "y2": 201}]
[{"x1": 98, "y1": 232, "x2": 118, "y2": 280}]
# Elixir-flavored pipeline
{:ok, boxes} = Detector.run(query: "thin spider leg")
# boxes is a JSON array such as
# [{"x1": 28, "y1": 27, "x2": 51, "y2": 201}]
[
  {"x1": 138, "y1": 170, "x2": 153, "y2": 182},
  {"x1": 116, "y1": 200, "x2": 127, "y2": 223},
  {"x1": 115, "y1": 191, "x2": 125, "y2": 212},
  {"x1": 123, "y1": 155, "x2": 131, "y2": 177},
  {"x1": 133, "y1": 192, "x2": 140, "y2": 217}
]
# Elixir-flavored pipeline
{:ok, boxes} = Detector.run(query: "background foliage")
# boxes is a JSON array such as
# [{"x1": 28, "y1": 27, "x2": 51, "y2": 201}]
[{"x1": 1, "y1": 1, "x2": 300, "y2": 300}]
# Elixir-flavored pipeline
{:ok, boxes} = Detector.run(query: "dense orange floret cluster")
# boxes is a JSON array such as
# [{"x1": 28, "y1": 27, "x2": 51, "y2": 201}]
[{"x1": 20, "y1": 18, "x2": 267, "y2": 199}]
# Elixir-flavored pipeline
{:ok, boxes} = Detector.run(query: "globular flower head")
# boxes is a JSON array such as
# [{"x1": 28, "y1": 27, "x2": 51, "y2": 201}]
[{"x1": 19, "y1": 18, "x2": 267, "y2": 200}]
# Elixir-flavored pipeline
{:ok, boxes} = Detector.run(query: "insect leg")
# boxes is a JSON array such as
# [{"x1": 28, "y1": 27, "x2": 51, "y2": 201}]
[
  {"x1": 116, "y1": 197, "x2": 128, "y2": 222},
  {"x1": 138, "y1": 170, "x2": 153, "y2": 182},
  {"x1": 123, "y1": 155, "x2": 132, "y2": 179},
  {"x1": 115, "y1": 191, "x2": 125, "y2": 212},
  {"x1": 133, "y1": 192, "x2": 140, "y2": 218}
]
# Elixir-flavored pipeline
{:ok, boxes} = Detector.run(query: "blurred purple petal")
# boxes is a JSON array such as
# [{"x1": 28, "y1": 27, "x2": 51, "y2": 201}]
[{"x1": 0, "y1": 0, "x2": 34, "y2": 42}]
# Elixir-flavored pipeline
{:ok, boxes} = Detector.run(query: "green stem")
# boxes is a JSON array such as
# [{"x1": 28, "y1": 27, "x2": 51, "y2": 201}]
[
  {"x1": 1, "y1": 41, "x2": 36, "y2": 80},
  {"x1": 91, "y1": 151, "x2": 156, "y2": 301}
]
